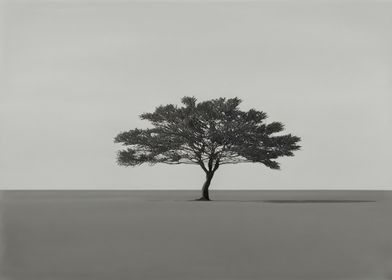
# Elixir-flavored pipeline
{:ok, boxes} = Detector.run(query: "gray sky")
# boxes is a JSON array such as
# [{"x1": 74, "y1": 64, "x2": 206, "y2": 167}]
[{"x1": 1, "y1": 1, "x2": 391, "y2": 189}]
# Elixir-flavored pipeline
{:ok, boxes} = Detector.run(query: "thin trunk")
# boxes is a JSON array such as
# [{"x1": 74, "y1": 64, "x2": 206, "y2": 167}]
[
  {"x1": 197, "y1": 158, "x2": 219, "y2": 201},
  {"x1": 200, "y1": 172, "x2": 214, "y2": 201}
]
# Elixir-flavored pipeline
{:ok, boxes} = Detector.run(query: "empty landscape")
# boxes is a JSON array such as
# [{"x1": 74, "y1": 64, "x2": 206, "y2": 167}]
[{"x1": 2, "y1": 2, "x2": 392, "y2": 280}]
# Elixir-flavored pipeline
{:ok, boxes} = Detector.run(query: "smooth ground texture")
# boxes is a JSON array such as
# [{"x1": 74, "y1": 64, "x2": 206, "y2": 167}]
[{"x1": 1, "y1": 191, "x2": 392, "y2": 280}]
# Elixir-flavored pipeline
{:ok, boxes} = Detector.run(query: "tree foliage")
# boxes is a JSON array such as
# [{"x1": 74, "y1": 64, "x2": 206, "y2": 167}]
[{"x1": 114, "y1": 97, "x2": 301, "y2": 174}]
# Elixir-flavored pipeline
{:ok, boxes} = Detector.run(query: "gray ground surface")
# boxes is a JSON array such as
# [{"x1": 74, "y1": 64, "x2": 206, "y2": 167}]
[{"x1": 1, "y1": 190, "x2": 392, "y2": 280}]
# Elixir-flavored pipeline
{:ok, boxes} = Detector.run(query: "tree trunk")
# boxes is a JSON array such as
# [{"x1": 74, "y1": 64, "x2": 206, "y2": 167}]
[{"x1": 200, "y1": 172, "x2": 214, "y2": 201}]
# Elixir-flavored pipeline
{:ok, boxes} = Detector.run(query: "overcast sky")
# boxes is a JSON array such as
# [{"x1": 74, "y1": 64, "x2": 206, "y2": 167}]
[{"x1": 1, "y1": 0, "x2": 391, "y2": 189}]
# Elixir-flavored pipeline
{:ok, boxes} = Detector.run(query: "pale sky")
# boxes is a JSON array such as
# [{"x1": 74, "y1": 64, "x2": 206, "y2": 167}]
[{"x1": 1, "y1": 0, "x2": 391, "y2": 189}]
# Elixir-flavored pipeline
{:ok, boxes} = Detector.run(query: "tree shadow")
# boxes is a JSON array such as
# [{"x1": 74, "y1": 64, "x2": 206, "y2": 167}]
[
  {"x1": 260, "y1": 199, "x2": 376, "y2": 203},
  {"x1": 190, "y1": 199, "x2": 377, "y2": 203}
]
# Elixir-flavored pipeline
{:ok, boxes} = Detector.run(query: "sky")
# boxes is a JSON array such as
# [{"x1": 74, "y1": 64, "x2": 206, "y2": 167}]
[{"x1": 1, "y1": 0, "x2": 391, "y2": 189}]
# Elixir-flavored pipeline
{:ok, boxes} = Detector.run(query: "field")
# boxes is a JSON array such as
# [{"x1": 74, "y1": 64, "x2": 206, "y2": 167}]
[{"x1": 1, "y1": 190, "x2": 392, "y2": 280}]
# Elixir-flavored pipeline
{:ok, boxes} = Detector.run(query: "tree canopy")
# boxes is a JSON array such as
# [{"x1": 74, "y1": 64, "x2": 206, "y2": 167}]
[{"x1": 115, "y1": 96, "x2": 300, "y2": 169}]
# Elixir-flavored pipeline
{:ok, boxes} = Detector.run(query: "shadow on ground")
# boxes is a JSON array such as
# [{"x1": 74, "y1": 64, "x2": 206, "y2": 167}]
[{"x1": 188, "y1": 199, "x2": 377, "y2": 203}]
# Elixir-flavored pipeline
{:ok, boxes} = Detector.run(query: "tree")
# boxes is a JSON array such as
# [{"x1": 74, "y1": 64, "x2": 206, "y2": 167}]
[{"x1": 114, "y1": 97, "x2": 301, "y2": 201}]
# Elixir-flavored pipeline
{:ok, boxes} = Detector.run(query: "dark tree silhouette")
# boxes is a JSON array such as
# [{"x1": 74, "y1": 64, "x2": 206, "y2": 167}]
[{"x1": 114, "y1": 97, "x2": 301, "y2": 200}]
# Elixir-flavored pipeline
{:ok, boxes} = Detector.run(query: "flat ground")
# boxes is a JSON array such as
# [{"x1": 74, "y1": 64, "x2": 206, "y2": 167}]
[{"x1": 1, "y1": 190, "x2": 392, "y2": 280}]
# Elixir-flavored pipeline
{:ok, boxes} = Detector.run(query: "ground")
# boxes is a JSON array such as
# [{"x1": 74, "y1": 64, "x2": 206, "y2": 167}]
[{"x1": 1, "y1": 190, "x2": 392, "y2": 280}]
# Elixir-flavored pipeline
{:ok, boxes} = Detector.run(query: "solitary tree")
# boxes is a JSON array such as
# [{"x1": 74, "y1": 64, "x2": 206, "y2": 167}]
[{"x1": 114, "y1": 97, "x2": 301, "y2": 200}]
